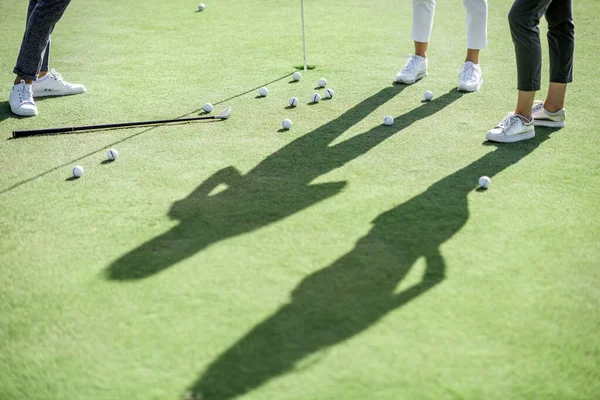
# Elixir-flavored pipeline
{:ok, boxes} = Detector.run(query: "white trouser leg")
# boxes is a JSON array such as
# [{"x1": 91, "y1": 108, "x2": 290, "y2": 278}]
[
  {"x1": 411, "y1": 0, "x2": 436, "y2": 43},
  {"x1": 464, "y1": 0, "x2": 488, "y2": 49}
]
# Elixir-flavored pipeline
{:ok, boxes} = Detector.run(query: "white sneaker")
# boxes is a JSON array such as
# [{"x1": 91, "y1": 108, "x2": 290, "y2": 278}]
[
  {"x1": 531, "y1": 100, "x2": 565, "y2": 127},
  {"x1": 32, "y1": 69, "x2": 86, "y2": 97},
  {"x1": 395, "y1": 55, "x2": 428, "y2": 84},
  {"x1": 458, "y1": 61, "x2": 483, "y2": 92},
  {"x1": 9, "y1": 80, "x2": 38, "y2": 117},
  {"x1": 486, "y1": 113, "x2": 535, "y2": 143}
]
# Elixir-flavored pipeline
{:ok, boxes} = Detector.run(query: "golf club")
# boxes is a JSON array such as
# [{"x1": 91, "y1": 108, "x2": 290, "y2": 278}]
[{"x1": 12, "y1": 106, "x2": 232, "y2": 138}]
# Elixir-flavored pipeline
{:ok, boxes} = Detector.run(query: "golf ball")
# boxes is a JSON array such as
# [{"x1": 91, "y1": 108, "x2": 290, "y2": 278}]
[
  {"x1": 311, "y1": 93, "x2": 321, "y2": 103},
  {"x1": 203, "y1": 103, "x2": 213, "y2": 113},
  {"x1": 282, "y1": 119, "x2": 293, "y2": 130},
  {"x1": 184, "y1": 391, "x2": 202, "y2": 400},
  {"x1": 288, "y1": 97, "x2": 299, "y2": 107},
  {"x1": 292, "y1": 72, "x2": 302, "y2": 81},
  {"x1": 259, "y1": 87, "x2": 269, "y2": 97},
  {"x1": 424, "y1": 91, "x2": 434, "y2": 101},
  {"x1": 198, "y1": 3, "x2": 205, "y2": 11},
  {"x1": 72, "y1": 165, "x2": 84, "y2": 178},
  {"x1": 107, "y1": 148, "x2": 119, "y2": 161},
  {"x1": 479, "y1": 176, "x2": 491, "y2": 189},
  {"x1": 384, "y1": 116, "x2": 394, "y2": 126},
  {"x1": 318, "y1": 78, "x2": 328, "y2": 88},
  {"x1": 325, "y1": 88, "x2": 334, "y2": 99}
]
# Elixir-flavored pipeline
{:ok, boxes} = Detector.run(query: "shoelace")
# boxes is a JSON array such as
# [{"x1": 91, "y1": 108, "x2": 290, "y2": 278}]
[
  {"x1": 460, "y1": 63, "x2": 475, "y2": 81},
  {"x1": 403, "y1": 55, "x2": 420, "y2": 73},
  {"x1": 496, "y1": 114, "x2": 519, "y2": 131},
  {"x1": 17, "y1": 80, "x2": 34, "y2": 104},
  {"x1": 48, "y1": 69, "x2": 73, "y2": 88},
  {"x1": 532, "y1": 101, "x2": 545, "y2": 113}
]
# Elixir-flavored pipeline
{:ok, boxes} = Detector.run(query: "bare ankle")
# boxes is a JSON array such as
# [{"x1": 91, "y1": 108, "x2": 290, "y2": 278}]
[
  {"x1": 14, "y1": 76, "x2": 32, "y2": 85},
  {"x1": 543, "y1": 101, "x2": 563, "y2": 113},
  {"x1": 514, "y1": 112, "x2": 532, "y2": 122},
  {"x1": 465, "y1": 49, "x2": 480, "y2": 64},
  {"x1": 414, "y1": 41, "x2": 428, "y2": 59}
]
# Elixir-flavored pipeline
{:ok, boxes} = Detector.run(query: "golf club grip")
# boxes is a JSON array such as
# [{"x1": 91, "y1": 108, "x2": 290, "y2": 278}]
[{"x1": 12, "y1": 115, "x2": 220, "y2": 138}]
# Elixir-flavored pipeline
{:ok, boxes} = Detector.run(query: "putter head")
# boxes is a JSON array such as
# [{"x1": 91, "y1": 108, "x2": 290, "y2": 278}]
[{"x1": 217, "y1": 106, "x2": 232, "y2": 119}]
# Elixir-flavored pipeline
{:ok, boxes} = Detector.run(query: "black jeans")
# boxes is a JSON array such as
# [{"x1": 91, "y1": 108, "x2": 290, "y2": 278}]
[
  {"x1": 508, "y1": 0, "x2": 574, "y2": 91},
  {"x1": 13, "y1": 0, "x2": 72, "y2": 81}
]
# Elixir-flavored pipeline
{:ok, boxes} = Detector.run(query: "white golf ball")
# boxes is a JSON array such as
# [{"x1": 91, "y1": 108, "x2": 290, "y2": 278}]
[
  {"x1": 384, "y1": 116, "x2": 394, "y2": 126},
  {"x1": 424, "y1": 91, "x2": 434, "y2": 101},
  {"x1": 282, "y1": 119, "x2": 293, "y2": 130},
  {"x1": 325, "y1": 88, "x2": 334, "y2": 99},
  {"x1": 479, "y1": 176, "x2": 491, "y2": 189},
  {"x1": 198, "y1": 3, "x2": 205, "y2": 11},
  {"x1": 259, "y1": 87, "x2": 269, "y2": 97},
  {"x1": 107, "y1": 148, "x2": 119, "y2": 161},
  {"x1": 318, "y1": 78, "x2": 328, "y2": 88},
  {"x1": 184, "y1": 391, "x2": 202, "y2": 400},
  {"x1": 203, "y1": 103, "x2": 213, "y2": 113},
  {"x1": 292, "y1": 72, "x2": 302, "y2": 81},
  {"x1": 311, "y1": 93, "x2": 321, "y2": 103},
  {"x1": 72, "y1": 165, "x2": 84, "y2": 178},
  {"x1": 288, "y1": 97, "x2": 299, "y2": 107}
]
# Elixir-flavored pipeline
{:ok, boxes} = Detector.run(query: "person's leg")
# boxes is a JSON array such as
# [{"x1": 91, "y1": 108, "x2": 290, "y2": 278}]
[
  {"x1": 13, "y1": 0, "x2": 72, "y2": 83},
  {"x1": 39, "y1": 33, "x2": 52, "y2": 78},
  {"x1": 531, "y1": 82, "x2": 567, "y2": 126},
  {"x1": 508, "y1": 0, "x2": 554, "y2": 119},
  {"x1": 396, "y1": 0, "x2": 434, "y2": 84},
  {"x1": 544, "y1": 0, "x2": 574, "y2": 112},
  {"x1": 460, "y1": 0, "x2": 487, "y2": 90},
  {"x1": 486, "y1": 0, "x2": 557, "y2": 142},
  {"x1": 414, "y1": 41, "x2": 428, "y2": 59},
  {"x1": 458, "y1": 0, "x2": 487, "y2": 91},
  {"x1": 9, "y1": 0, "x2": 40, "y2": 116},
  {"x1": 411, "y1": 0, "x2": 436, "y2": 58},
  {"x1": 464, "y1": 0, "x2": 487, "y2": 62},
  {"x1": 13, "y1": 0, "x2": 39, "y2": 84},
  {"x1": 26, "y1": 0, "x2": 52, "y2": 79},
  {"x1": 515, "y1": 90, "x2": 536, "y2": 119},
  {"x1": 465, "y1": 49, "x2": 480, "y2": 64},
  {"x1": 544, "y1": 83, "x2": 567, "y2": 112},
  {"x1": 529, "y1": 0, "x2": 573, "y2": 126}
]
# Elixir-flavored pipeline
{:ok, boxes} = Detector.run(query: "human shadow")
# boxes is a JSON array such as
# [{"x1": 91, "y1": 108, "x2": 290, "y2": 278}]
[
  {"x1": 188, "y1": 128, "x2": 557, "y2": 400},
  {"x1": 106, "y1": 87, "x2": 465, "y2": 280}
]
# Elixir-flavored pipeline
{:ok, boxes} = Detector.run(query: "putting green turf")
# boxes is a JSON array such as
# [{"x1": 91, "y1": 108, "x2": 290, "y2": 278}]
[{"x1": 1, "y1": 0, "x2": 599, "y2": 399}]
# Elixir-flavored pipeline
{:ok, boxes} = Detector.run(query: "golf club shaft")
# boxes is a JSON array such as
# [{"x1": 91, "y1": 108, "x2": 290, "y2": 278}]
[{"x1": 12, "y1": 111, "x2": 228, "y2": 138}]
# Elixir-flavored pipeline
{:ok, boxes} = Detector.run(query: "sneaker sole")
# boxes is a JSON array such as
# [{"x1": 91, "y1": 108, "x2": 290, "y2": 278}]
[
  {"x1": 10, "y1": 104, "x2": 38, "y2": 116},
  {"x1": 33, "y1": 88, "x2": 86, "y2": 98},
  {"x1": 458, "y1": 79, "x2": 483, "y2": 92},
  {"x1": 533, "y1": 119, "x2": 564, "y2": 128},
  {"x1": 486, "y1": 131, "x2": 535, "y2": 143},
  {"x1": 396, "y1": 71, "x2": 428, "y2": 85},
  {"x1": 11, "y1": 109, "x2": 38, "y2": 117}
]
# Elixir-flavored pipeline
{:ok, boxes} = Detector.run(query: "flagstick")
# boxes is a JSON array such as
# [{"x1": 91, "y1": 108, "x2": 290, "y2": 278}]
[{"x1": 301, "y1": 0, "x2": 307, "y2": 71}]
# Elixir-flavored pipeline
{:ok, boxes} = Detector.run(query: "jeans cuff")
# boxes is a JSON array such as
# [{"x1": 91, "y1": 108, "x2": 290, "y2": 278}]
[{"x1": 13, "y1": 67, "x2": 38, "y2": 81}]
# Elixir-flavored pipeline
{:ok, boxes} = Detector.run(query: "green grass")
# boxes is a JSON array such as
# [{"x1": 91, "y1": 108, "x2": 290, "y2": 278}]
[{"x1": 1, "y1": 0, "x2": 599, "y2": 399}]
